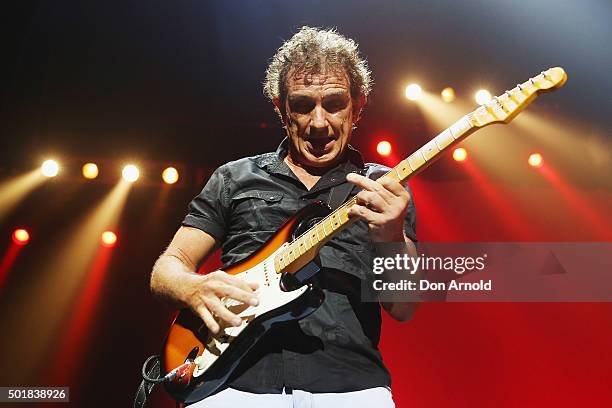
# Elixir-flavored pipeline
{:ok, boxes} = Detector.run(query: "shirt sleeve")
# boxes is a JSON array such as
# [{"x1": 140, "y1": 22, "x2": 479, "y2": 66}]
[{"x1": 182, "y1": 166, "x2": 230, "y2": 242}]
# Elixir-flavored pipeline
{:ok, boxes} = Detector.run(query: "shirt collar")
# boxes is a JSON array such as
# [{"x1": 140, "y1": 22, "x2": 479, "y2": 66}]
[{"x1": 254, "y1": 137, "x2": 365, "y2": 175}]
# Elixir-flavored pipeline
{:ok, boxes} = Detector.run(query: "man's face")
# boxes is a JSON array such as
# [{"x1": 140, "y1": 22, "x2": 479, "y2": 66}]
[{"x1": 279, "y1": 69, "x2": 362, "y2": 169}]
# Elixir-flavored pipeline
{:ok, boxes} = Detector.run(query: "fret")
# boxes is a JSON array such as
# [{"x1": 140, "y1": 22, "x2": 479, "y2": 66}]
[
  {"x1": 330, "y1": 212, "x2": 340, "y2": 230},
  {"x1": 324, "y1": 216, "x2": 334, "y2": 233},
  {"x1": 287, "y1": 246, "x2": 295, "y2": 262},
  {"x1": 316, "y1": 223, "x2": 325, "y2": 240},
  {"x1": 298, "y1": 238, "x2": 306, "y2": 254},
  {"x1": 386, "y1": 167, "x2": 399, "y2": 182},
  {"x1": 434, "y1": 129, "x2": 454, "y2": 150},
  {"x1": 304, "y1": 234, "x2": 313, "y2": 251},
  {"x1": 449, "y1": 117, "x2": 471, "y2": 139},
  {"x1": 331, "y1": 211, "x2": 342, "y2": 231},
  {"x1": 396, "y1": 160, "x2": 411, "y2": 181},
  {"x1": 421, "y1": 139, "x2": 439, "y2": 161},
  {"x1": 309, "y1": 229, "x2": 318, "y2": 246},
  {"x1": 407, "y1": 151, "x2": 426, "y2": 171},
  {"x1": 418, "y1": 150, "x2": 427, "y2": 164},
  {"x1": 278, "y1": 255, "x2": 285, "y2": 269},
  {"x1": 340, "y1": 211, "x2": 346, "y2": 225},
  {"x1": 338, "y1": 206, "x2": 350, "y2": 223}
]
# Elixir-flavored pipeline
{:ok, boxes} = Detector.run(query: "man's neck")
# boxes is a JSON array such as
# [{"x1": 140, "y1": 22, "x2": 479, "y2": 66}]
[{"x1": 284, "y1": 154, "x2": 329, "y2": 190}]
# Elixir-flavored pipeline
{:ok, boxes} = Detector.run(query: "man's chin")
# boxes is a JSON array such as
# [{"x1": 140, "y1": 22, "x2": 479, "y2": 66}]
[{"x1": 301, "y1": 152, "x2": 341, "y2": 169}]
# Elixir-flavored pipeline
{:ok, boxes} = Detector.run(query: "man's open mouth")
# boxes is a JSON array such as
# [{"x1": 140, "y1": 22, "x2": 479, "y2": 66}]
[{"x1": 306, "y1": 137, "x2": 336, "y2": 153}]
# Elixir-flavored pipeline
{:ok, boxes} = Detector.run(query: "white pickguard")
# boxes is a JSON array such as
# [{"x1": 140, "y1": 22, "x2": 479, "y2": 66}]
[{"x1": 192, "y1": 243, "x2": 307, "y2": 377}]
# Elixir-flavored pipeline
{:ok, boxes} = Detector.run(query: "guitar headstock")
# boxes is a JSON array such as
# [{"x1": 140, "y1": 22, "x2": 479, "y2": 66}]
[{"x1": 469, "y1": 67, "x2": 567, "y2": 127}]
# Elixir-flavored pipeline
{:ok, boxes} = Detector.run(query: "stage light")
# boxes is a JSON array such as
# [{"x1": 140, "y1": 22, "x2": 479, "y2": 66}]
[
  {"x1": 441, "y1": 87, "x2": 455, "y2": 103},
  {"x1": 405, "y1": 84, "x2": 423, "y2": 101},
  {"x1": 475, "y1": 89, "x2": 492, "y2": 105},
  {"x1": 101, "y1": 231, "x2": 117, "y2": 247},
  {"x1": 41, "y1": 160, "x2": 59, "y2": 177},
  {"x1": 377, "y1": 141, "x2": 392, "y2": 157},
  {"x1": 528, "y1": 153, "x2": 543, "y2": 168},
  {"x1": 12, "y1": 229, "x2": 30, "y2": 245},
  {"x1": 453, "y1": 147, "x2": 467, "y2": 162},
  {"x1": 162, "y1": 167, "x2": 179, "y2": 185},
  {"x1": 82, "y1": 163, "x2": 99, "y2": 179},
  {"x1": 122, "y1": 164, "x2": 139, "y2": 182}
]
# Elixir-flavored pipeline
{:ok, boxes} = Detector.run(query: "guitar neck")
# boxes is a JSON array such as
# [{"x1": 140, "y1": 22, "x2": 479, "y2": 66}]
[
  {"x1": 273, "y1": 115, "x2": 476, "y2": 273},
  {"x1": 273, "y1": 66, "x2": 567, "y2": 274},
  {"x1": 383, "y1": 114, "x2": 476, "y2": 183}
]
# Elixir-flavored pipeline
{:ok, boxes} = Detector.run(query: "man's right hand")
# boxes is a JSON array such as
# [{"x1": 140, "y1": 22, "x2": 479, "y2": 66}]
[
  {"x1": 183, "y1": 271, "x2": 259, "y2": 334},
  {"x1": 150, "y1": 226, "x2": 260, "y2": 335}
]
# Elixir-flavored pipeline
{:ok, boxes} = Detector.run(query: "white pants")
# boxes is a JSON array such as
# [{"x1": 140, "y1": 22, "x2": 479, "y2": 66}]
[{"x1": 189, "y1": 386, "x2": 395, "y2": 408}]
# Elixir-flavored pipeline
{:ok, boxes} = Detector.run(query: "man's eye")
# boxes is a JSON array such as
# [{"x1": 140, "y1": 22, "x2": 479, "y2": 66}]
[
  {"x1": 324, "y1": 99, "x2": 348, "y2": 113},
  {"x1": 290, "y1": 101, "x2": 314, "y2": 114}
]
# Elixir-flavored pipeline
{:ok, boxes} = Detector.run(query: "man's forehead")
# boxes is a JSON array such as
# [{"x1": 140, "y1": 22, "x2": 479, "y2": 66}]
[{"x1": 287, "y1": 69, "x2": 350, "y2": 92}]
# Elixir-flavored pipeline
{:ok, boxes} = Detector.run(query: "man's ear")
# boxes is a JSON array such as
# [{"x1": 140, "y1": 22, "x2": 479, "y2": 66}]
[
  {"x1": 272, "y1": 97, "x2": 286, "y2": 123},
  {"x1": 352, "y1": 94, "x2": 367, "y2": 123}
]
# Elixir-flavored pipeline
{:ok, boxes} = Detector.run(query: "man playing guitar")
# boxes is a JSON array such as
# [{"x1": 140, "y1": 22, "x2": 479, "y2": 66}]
[{"x1": 150, "y1": 26, "x2": 417, "y2": 407}]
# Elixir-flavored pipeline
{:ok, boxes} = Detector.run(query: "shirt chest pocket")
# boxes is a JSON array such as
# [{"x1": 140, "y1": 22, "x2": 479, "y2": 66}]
[{"x1": 230, "y1": 190, "x2": 288, "y2": 232}]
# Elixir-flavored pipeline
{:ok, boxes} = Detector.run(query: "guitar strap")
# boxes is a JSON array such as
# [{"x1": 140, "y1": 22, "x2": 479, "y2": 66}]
[{"x1": 327, "y1": 167, "x2": 364, "y2": 210}]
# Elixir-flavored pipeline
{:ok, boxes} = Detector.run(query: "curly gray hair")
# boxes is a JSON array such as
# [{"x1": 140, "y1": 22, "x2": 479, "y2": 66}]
[{"x1": 264, "y1": 26, "x2": 372, "y2": 106}]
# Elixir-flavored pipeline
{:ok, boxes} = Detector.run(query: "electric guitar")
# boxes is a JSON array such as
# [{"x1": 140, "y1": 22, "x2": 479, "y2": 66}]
[{"x1": 159, "y1": 67, "x2": 567, "y2": 404}]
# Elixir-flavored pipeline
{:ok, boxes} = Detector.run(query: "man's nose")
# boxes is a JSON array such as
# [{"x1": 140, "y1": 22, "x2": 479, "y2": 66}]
[{"x1": 310, "y1": 105, "x2": 328, "y2": 130}]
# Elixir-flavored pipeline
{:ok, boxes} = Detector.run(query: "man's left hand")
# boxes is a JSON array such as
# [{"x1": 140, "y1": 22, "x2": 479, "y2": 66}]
[{"x1": 346, "y1": 173, "x2": 411, "y2": 243}]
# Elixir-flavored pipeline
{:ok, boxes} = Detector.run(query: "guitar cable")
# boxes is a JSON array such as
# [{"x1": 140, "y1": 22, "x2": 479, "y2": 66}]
[
  {"x1": 135, "y1": 355, "x2": 187, "y2": 408},
  {"x1": 142, "y1": 355, "x2": 195, "y2": 384},
  {"x1": 141, "y1": 355, "x2": 166, "y2": 384}
]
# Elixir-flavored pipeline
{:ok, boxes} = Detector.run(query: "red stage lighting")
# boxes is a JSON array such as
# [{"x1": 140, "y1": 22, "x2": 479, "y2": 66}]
[
  {"x1": 528, "y1": 153, "x2": 543, "y2": 168},
  {"x1": 377, "y1": 141, "x2": 392, "y2": 157},
  {"x1": 101, "y1": 231, "x2": 117, "y2": 248},
  {"x1": 12, "y1": 229, "x2": 30, "y2": 245},
  {"x1": 453, "y1": 148, "x2": 468, "y2": 162}
]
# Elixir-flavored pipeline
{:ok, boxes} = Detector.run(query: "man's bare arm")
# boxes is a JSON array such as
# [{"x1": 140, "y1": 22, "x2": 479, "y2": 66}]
[{"x1": 150, "y1": 226, "x2": 259, "y2": 334}]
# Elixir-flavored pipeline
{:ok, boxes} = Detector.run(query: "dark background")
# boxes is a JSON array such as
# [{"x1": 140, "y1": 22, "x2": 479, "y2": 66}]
[{"x1": 0, "y1": 1, "x2": 611, "y2": 407}]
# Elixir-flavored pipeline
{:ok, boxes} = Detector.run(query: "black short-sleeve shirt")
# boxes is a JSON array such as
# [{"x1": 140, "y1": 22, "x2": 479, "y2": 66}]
[{"x1": 183, "y1": 138, "x2": 417, "y2": 394}]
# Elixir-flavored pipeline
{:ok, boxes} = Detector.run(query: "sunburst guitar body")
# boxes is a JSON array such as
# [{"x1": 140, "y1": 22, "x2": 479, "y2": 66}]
[{"x1": 162, "y1": 201, "x2": 330, "y2": 404}]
